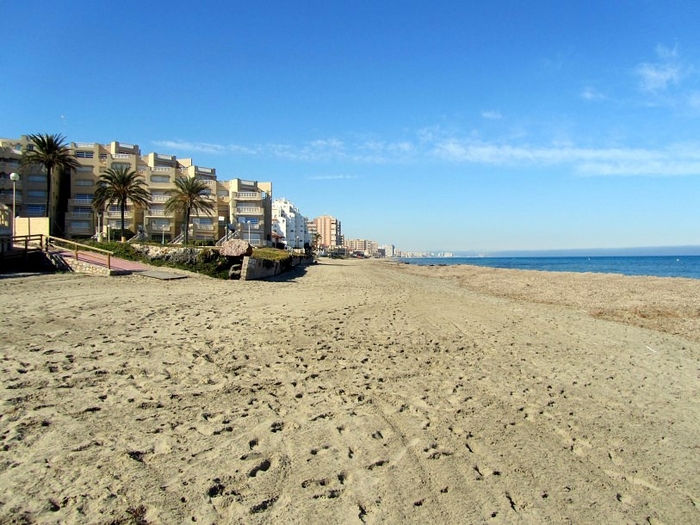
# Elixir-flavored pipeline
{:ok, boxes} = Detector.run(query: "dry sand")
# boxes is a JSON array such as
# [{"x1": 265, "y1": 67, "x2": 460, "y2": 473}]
[{"x1": 1, "y1": 259, "x2": 699, "y2": 524}]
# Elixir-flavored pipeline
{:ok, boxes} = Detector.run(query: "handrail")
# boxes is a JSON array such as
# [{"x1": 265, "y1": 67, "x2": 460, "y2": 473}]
[{"x1": 46, "y1": 235, "x2": 113, "y2": 270}]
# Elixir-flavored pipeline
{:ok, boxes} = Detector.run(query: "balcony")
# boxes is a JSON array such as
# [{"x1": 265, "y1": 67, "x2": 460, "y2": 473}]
[
  {"x1": 151, "y1": 195, "x2": 170, "y2": 203},
  {"x1": 146, "y1": 209, "x2": 174, "y2": 217},
  {"x1": 66, "y1": 212, "x2": 93, "y2": 219},
  {"x1": 68, "y1": 198, "x2": 93, "y2": 206},
  {"x1": 0, "y1": 193, "x2": 22, "y2": 204},
  {"x1": 235, "y1": 191, "x2": 262, "y2": 200},
  {"x1": 67, "y1": 223, "x2": 93, "y2": 234},
  {"x1": 112, "y1": 153, "x2": 131, "y2": 160},
  {"x1": 193, "y1": 223, "x2": 217, "y2": 232},
  {"x1": 236, "y1": 206, "x2": 263, "y2": 215},
  {"x1": 237, "y1": 222, "x2": 261, "y2": 231},
  {"x1": 106, "y1": 210, "x2": 134, "y2": 219}
]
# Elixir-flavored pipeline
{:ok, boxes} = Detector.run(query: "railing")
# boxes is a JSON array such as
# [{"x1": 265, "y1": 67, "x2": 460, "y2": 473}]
[
  {"x1": 152, "y1": 166, "x2": 172, "y2": 172},
  {"x1": 235, "y1": 191, "x2": 262, "y2": 200},
  {"x1": 47, "y1": 235, "x2": 113, "y2": 270},
  {"x1": 112, "y1": 153, "x2": 131, "y2": 159},
  {"x1": 0, "y1": 234, "x2": 44, "y2": 259},
  {"x1": 66, "y1": 212, "x2": 93, "y2": 219},
  {"x1": 0, "y1": 234, "x2": 114, "y2": 271},
  {"x1": 69, "y1": 198, "x2": 93, "y2": 206},
  {"x1": 236, "y1": 207, "x2": 263, "y2": 215},
  {"x1": 151, "y1": 195, "x2": 170, "y2": 203},
  {"x1": 146, "y1": 209, "x2": 173, "y2": 216},
  {"x1": 105, "y1": 210, "x2": 133, "y2": 218}
]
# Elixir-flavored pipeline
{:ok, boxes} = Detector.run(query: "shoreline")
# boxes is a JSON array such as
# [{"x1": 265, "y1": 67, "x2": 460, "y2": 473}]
[{"x1": 1, "y1": 259, "x2": 699, "y2": 523}]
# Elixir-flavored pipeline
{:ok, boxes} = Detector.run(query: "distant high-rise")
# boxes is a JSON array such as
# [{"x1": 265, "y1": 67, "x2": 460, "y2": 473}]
[{"x1": 313, "y1": 215, "x2": 342, "y2": 248}]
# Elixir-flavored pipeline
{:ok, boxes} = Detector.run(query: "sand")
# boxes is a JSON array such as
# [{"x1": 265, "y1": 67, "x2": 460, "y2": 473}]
[{"x1": 1, "y1": 259, "x2": 699, "y2": 524}]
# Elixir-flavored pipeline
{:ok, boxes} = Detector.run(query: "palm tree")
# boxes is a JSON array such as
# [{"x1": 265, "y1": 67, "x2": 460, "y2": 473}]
[
  {"x1": 21, "y1": 133, "x2": 80, "y2": 236},
  {"x1": 165, "y1": 177, "x2": 215, "y2": 245},
  {"x1": 93, "y1": 166, "x2": 151, "y2": 242}
]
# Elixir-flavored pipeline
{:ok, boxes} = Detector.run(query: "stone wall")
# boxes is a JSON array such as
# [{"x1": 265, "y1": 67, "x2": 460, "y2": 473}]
[{"x1": 240, "y1": 255, "x2": 315, "y2": 280}]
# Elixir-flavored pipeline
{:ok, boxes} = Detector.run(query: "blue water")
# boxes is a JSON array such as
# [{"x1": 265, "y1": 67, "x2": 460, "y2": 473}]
[{"x1": 399, "y1": 256, "x2": 700, "y2": 280}]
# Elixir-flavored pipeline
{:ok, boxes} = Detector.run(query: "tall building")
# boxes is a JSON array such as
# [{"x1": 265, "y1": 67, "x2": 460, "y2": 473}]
[
  {"x1": 313, "y1": 215, "x2": 342, "y2": 248},
  {"x1": 271, "y1": 198, "x2": 309, "y2": 249},
  {"x1": 226, "y1": 178, "x2": 272, "y2": 247}
]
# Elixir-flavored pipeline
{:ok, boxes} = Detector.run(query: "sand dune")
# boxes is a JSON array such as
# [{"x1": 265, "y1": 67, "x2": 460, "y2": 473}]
[{"x1": 1, "y1": 259, "x2": 698, "y2": 524}]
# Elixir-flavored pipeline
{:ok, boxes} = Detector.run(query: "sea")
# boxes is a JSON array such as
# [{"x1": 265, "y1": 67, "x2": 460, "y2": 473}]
[{"x1": 398, "y1": 256, "x2": 700, "y2": 280}]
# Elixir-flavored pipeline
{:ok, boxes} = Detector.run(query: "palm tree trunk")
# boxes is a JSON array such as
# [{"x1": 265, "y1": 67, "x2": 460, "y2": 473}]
[
  {"x1": 46, "y1": 165, "x2": 56, "y2": 236},
  {"x1": 184, "y1": 209, "x2": 190, "y2": 245},
  {"x1": 120, "y1": 202, "x2": 126, "y2": 242}
]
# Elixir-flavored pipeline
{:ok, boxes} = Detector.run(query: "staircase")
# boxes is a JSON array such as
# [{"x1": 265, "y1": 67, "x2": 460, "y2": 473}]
[{"x1": 169, "y1": 232, "x2": 185, "y2": 245}]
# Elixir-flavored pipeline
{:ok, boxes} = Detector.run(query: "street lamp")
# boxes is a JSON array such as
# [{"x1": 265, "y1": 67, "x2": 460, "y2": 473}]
[
  {"x1": 246, "y1": 220, "x2": 251, "y2": 244},
  {"x1": 10, "y1": 172, "x2": 19, "y2": 237},
  {"x1": 161, "y1": 223, "x2": 168, "y2": 245}
]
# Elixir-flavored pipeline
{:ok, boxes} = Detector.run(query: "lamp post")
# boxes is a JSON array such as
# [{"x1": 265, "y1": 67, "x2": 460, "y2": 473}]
[
  {"x1": 161, "y1": 223, "x2": 167, "y2": 245},
  {"x1": 246, "y1": 220, "x2": 251, "y2": 245},
  {"x1": 10, "y1": 172, "x2": 19, "y2": 237}
]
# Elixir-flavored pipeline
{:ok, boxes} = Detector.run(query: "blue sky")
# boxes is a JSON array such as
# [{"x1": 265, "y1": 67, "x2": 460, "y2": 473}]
[{"x1": 4, "y1": 1, "x2": 700, "y2": 253}]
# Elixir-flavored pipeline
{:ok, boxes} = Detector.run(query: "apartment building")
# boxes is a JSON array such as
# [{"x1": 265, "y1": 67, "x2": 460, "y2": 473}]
[
  {"x1": 226, "y1": 178, "x2": 272, "y2": 247},
  {"x1": 346, "y1": 238, "x2": 379, "y2": 256},
  {"x1": 313, "y1": 215, "x2": 342, "y2": 248},
  {"x1": 0, "y1": 138, "x2": 44, "y2": 220},
  {"x1": 2, "y1": 136, "x2": 273, "y2": 245},
  {"x1": 271, "y1": 198, "x2": 310, "y2": 249}
]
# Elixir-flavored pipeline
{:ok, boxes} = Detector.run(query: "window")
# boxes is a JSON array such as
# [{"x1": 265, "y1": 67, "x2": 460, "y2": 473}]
[
  {"x1": 151, "y1": 175, "x2": 170, "y2": 183},
  {"x1": 75, "y1": 193, "x2": 93, "y2": 200},
  {"x1": 27, "y1": 189, "x2": 48, "y2": 199},
  {"x1": 196, "y1": 218, "x2": 213, "y2": 226},
  {"x1": 73, "y1": 207, "x2": 92, "y2": 214},
  {"x1": 71, "y1": 221, "x2": 91, "y2": 230},
  {"x1": 111, "y1": 162, "x2": 130, "y2": 170},
  {"x1": 26, "y1": 204, "x2": 46, "y2": 216},
  {"x1": 76, "y1": 151, "x2": 94, "y2": 159},
  {"x1": 27, "y1": 174, "x2": 47, "y2": 182},
  {"x1": 75, "y1": 179, "x2": 93, "y2": 186}
]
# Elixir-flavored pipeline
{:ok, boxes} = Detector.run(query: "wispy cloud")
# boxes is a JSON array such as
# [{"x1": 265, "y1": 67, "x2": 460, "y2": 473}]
[
  {"x1": 431, "y1": 139, "x2": 700, "y2": 176},
  {"x1": 580, "y1": 87, "x2": 605, "y2": 101},
  {"x1": 306, "y1": 174, "x2": 358, "y2": 180},
  {"x1": 636, "y1": 44, "x2": 683, "y2": 92},
  {"x1": 156, "y1": 122, "x2": 700, "y2": 177},
  {"x1": 481, "y1": 110, "x2": 502, "y2": 120}
]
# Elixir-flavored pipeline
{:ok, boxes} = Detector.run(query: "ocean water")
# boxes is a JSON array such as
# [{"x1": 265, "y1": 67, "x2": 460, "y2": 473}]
[{"x1": 398, "y1": 256, "x2": 700, "y2": 280}]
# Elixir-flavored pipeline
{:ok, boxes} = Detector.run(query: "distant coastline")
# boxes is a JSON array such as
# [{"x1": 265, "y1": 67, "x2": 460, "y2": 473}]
[{"x1": 452, "y1": 245, "x2": 700, "y2": 258}]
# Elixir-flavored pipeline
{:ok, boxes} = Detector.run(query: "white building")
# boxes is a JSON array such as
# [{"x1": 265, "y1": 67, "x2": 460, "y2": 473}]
[{"x1": 272, "y1": 198, "x2": 309, "y2": 249}]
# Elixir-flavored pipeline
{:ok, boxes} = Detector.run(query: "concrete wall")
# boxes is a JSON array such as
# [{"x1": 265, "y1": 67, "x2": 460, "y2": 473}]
[
  {"x1": 240, "y1": 255, "x2": 315, "y2": 280},
  {"x1": 15, "y1": 217, "x2": 50, "y2": 237}
]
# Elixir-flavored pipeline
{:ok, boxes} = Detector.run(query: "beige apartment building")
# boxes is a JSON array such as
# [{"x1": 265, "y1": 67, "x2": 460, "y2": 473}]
[
  {"x1": 1, "y1": 136, "x2": 273, "y2": 246},
  {"x1": 226, "y1": 179, "x2": 272, "y2": 247},
  {"x1": 313, "y1": 215, "x2": 342, "y2": 248}
]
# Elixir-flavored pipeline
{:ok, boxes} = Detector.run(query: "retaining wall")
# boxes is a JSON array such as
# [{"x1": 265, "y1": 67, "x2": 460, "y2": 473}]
[{"x1": 240, "y1": 255, "x2": 315, "y2": 281}]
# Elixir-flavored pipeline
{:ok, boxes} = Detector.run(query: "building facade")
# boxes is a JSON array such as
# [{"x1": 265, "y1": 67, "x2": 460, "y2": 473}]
[
  {"x1": 313, "y1": 215, "x2": 342, "y2": 248},
  {"x1": 2, "y1": 136, "x2": 273, "y2": 246},
  {"x1": 271, "y1": 198, "x2": 310, "y2": 249},
  {"x1": 226, "y1": 178, "x2": 273, "y2": 247}
]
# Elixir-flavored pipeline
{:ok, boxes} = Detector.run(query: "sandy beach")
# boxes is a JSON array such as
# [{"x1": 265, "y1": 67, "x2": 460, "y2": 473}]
[{"x1": 1, "y1": 259, "x2": 699, "y2": 524}]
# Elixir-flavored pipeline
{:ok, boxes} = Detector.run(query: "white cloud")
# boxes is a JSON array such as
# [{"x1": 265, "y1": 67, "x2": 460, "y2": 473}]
[
  {"x1": 307, "y1": 174, "x2": 358, "y2": 180},
  {"x1": 431, "y1": 138, "x2": 700, "y2": 176},
  {"x1": 481, "y1": 110, "x2": 502, "y2": 120},
  {"x1": 581, "y1": 87, "x2": 605, "y2": 101},
  {"x1": 636, "y1": 44, "x2": 683, "y2": 92}
]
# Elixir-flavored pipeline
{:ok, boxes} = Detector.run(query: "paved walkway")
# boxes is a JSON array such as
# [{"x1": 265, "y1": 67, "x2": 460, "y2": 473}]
[{"x1": 55, "y1": 250, "x2": 149, "y2": 273}]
